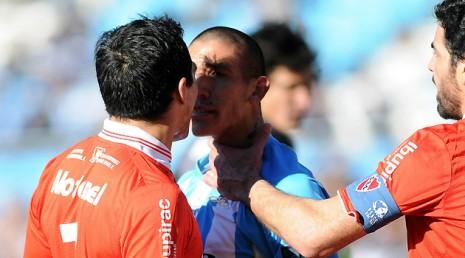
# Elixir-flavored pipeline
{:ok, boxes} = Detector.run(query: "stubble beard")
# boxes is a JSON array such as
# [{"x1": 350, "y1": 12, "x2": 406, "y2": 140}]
[{"x1": 436, "y1": 86, "x2": 462, "y2": 120}]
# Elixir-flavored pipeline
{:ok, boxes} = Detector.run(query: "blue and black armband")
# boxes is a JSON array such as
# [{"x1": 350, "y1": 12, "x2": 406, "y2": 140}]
[{"x1": 340, "y1": 174, "x2": 402, "y2": 233}]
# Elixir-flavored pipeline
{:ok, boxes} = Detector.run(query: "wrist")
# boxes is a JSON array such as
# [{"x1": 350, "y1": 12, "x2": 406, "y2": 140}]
[{"x1": 246, "y1": 178, "x2": 265, "y2": 206}]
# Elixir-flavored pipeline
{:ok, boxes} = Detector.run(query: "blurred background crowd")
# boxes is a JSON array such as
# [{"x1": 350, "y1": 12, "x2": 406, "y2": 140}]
[{"x1": 0, "y1": 0, "x2": 443, "y2": 257}]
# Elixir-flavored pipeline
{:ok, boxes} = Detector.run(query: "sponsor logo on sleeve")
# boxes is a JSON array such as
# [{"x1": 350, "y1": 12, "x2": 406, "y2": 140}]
[
  {"x1": 66, "y1": 149, "x2": 86, "y2": 161},
  {"x1": 356, "y1": 175, "x2": 380, "y2": 192},
  {"x1": 89, "y1": 147, "x2": 120, "y2": 169},
  {"x1": 380, "y1": 141, "x2": 417, "y2": 181}
]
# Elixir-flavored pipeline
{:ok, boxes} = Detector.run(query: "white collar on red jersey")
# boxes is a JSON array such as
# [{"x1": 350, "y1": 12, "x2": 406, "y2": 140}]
[{"x1": 98, "y1": 119, "x2": 172, "y2": 170}]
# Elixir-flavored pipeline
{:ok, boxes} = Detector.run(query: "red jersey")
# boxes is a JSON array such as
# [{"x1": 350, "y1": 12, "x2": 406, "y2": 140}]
[
  {"x1": 24, "y1": 119, "x2": 202, "y2": 258},
  {"x1": 339, "y1": 119, "x2": 465, "y2": 257}
]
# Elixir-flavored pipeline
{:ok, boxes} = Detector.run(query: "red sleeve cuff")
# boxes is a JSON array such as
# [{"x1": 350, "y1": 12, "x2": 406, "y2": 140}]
[{"x1": 337, "y1": 187, "x2": 361, "y2": 224}]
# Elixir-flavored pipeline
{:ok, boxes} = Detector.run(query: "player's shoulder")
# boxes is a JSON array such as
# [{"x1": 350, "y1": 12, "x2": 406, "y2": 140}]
[
  {"x1": 39, "y1": 136, "x2": 98, "y2": 177},
  {"x1": 262, "y1": 137, "x2": 328, "y2": 199},
  {"x1": 50, "y1": 135, "x2": 98, "y2": 161},
  {"x1": 263, "y1": 136, "x2": 311, "y2": 177},
  {"x1": 419, "y1": 120, "x2": 465, "y2": 137},
  {"x1": 264, "y1": 136, "x2": 296, "y2": 163},
  {"x1": 123, "y1": 182, "x2": 186, "y2": 219},
  {"x1": 129, "y1": 181, "x2": 182, "y2": 202},
  {"x1": 410, "y1": 120, "x2": 465, "y2": 147}
]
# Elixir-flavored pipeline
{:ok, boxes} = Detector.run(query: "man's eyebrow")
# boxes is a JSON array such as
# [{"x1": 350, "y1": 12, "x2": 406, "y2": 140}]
[{"x1": 202, "y1": 56, "x2": 232, "y2": 71}]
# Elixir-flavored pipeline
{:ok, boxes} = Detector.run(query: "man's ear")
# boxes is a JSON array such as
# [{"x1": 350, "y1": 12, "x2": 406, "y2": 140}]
[
  {"x1": 250, "y1": 76, "x2": 270, "y2": 102},
  {"x1": 174, "y1": 77, "x2": 188, "y2": 104}
]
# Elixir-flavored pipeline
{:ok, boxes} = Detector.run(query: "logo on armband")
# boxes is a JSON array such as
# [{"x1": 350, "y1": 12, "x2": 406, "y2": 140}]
[
  {"x1": 365, "y1": 200, "x2": 389, "y2": 225},
  {"x1": 373, "y1": 200, "x2": 388, "y2": 218},
  {"x1": 356, "y1": 175, "x2": 380, "y2": 192}
]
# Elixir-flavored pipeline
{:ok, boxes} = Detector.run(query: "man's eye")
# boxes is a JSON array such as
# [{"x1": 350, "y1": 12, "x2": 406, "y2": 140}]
[{"x1": 205, "y1": 70, "x2": 217, "y2": 77}]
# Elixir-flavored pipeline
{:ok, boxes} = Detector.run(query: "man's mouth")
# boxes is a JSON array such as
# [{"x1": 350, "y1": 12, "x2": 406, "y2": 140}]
[{"x1": 192, "y1": 105, "x2": 216, "y2": 117}]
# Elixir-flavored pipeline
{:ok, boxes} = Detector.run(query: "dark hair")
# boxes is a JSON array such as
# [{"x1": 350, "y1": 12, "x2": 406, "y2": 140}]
[
  {"x1": 95, "y1": 15, "x2": 192, "y2": 120},
  {"x1": 435, "y1": 0, "x2": 465, "y2": 65},
  {"x1": 251, "y1": 23, "x2": 318, "y2": 81},
  {"x1": 191, "y1": 26, "x2": 265, "y2": 79}
]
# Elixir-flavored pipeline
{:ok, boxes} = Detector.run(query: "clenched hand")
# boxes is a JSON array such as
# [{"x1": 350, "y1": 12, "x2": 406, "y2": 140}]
[{"x1": 211, "y1": 124, "x2": 271, "y2": 205}]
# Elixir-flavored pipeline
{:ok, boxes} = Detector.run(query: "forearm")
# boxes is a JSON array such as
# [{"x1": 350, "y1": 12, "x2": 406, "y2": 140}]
[
  {"x1": 248, "y1": 180, "x2": 366, "y2": 257},
  {"x1": 248, "y1": 180, "x2": 294, "y2": 235}
]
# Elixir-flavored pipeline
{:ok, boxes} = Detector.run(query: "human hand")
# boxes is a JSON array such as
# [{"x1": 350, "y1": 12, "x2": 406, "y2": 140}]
[{"x1": 210, "y1": 123, "x2": 271, "y2": 205}]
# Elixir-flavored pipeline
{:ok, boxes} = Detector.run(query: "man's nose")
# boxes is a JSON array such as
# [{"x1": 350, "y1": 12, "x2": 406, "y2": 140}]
[
  {"x1": 427, "y1": 56, "x2": 434, "y2": 72},
  {"x1": 195, "y1": 76, "x2": 212, "y2": 100}
]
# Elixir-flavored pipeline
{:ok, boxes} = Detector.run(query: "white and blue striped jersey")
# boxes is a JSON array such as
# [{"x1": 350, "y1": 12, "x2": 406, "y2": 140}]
[{"x1": 179, "y1": 136, "x2": 337, "y2": 258}]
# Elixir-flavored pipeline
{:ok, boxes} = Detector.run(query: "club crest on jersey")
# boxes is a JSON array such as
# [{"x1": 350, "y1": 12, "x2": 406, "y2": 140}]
[
  {"x1": 89, "y1": 147, "x2": 120, "y2": 169},
  {"x1": 356, "y1": 175, "x2": 380, "y2": 192}
]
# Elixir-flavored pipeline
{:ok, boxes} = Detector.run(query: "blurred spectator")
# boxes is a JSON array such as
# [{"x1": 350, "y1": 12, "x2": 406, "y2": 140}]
[{"x1": 252, "y1": 23, "x2": 318, "y2": 148}]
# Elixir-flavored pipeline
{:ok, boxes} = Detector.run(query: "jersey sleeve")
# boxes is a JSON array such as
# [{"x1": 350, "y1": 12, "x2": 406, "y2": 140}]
[
  {"x1": 119, "y1": 184, "x2": 201, "y2": 258},
  {"x1": 24, "y1": 158, "x2": 58, "y2": 258},
  {"x1": 275, "y1": 166, "x2": 329, "y2": 200},
  {"x1": 24, "y1": 191, "x2": 52, "y2": 258},
  {"x1": 338, "y1": 128, "x2": 452, "y2": 233}
]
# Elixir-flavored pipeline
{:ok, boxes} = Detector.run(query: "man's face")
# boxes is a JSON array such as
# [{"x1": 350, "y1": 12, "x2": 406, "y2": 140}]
[
  {"x1": 189, "y1": 38, "x2": 254, "y2": 139},
  {"x1": 428, "y1": 25, "x2": 463, "y2": 120},
  {"x1": 261, "y1": 66, "x2": 313, "y2": 132},
  {"x1": 174, "y1": 64, "x2": 198, "y2": 141}
]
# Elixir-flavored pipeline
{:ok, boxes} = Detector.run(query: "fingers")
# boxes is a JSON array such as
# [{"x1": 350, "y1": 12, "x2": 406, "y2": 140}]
[
  {"x1": 208, "y1": 137, "x2": 219, "y2": 175},
  {"x1": 207, "y1": 137, "x2": 215, "y2": 151},
  {"x1": 210, "y1": 122, "x2": 270, "y2": 204},
  {"x1": 217, "y1": 177, "x2": 251, "y2": 204},
  {"x1": 208, "y1": 137, "x2": 218, "y2": 159}
]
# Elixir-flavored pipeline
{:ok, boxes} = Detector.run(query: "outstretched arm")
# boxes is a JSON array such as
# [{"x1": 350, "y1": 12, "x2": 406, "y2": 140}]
[
  {"x1": 212, "y1": 124, "x2": 365, "y2": 257},
  {"x1": 246, "y1": 179, "x2": 365, "y2": 257}
]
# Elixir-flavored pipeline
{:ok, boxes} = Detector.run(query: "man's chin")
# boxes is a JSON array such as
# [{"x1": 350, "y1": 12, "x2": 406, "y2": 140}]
[
  {"x1": 191, "y1": 129, "x2": 211, "y2": 137},
  {"x1": 191, "y1": 125, "x2": 213, "y2": 137},
  {"x1": 437, "y1": 104, "x2": 462, "y2": 120}
]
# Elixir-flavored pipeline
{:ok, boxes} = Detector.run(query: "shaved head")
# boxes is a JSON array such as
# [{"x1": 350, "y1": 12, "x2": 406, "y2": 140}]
[{"x1": 191, "y1": 26, "x2": 265, "y2": 80}]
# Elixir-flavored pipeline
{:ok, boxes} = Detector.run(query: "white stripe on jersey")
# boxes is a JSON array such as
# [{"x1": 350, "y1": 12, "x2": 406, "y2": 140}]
[{"x1": 203, "y1": 198, "x2": 239, "y2": 258}]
